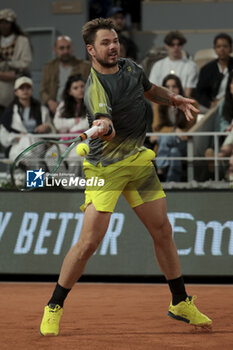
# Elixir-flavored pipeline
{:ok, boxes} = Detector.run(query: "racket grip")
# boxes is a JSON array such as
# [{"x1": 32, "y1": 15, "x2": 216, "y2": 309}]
[{"x1": 83, "y1": 125, "x2": 100, "y2": 139}]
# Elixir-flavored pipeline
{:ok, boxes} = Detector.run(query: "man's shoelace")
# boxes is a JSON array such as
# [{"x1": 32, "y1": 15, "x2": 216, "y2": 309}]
[{"x1": 47, "y1": 305, "x2": 61, "y2": 324}]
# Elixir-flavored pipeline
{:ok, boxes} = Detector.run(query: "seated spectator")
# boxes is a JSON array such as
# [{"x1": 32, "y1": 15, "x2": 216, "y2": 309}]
[
  {"x1": 195, "y1": 33, "x2": 233, "y2": 112},
  {"x1": 0, "y1": 8, "x2": 32, "y2": 119},
  {"x1": 218, "y1": 124, "x2": 233, "y2": 182},
  {"x1": 149, "y1": 31, "x2": 198, "y2": 97},
  {"x1": 0, "y1": 76, "x2": 54, "y2": 161},
  {"x1": 40, "y1": 35, "x2": 90, "y2": 116},
  {"x1": 107, "y1": 7, "x2": 138, "y2": 61},
  {"x1": 213, "y1": 71, "x2": 233, "y2": 133},
  {"x1": 52, "y1": 74, "x2": 89, "y2": 175},
  {"x1": 150, "y1": 74, "x2": 197, "y2": 182},
  {"x1": 204, "y1": 71, "x2": 233, "y2": 176},
  {"x1": 54, "y1": 74, "x2": 88, "y2": 134}
]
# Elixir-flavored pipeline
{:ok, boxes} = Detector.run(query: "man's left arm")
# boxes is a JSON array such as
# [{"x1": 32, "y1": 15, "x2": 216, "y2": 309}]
[{"x1": 144, "y1": 83, "x2": 199, "y2": 122}]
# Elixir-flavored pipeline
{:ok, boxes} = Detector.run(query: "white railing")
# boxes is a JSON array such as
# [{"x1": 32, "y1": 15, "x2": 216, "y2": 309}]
[
  {"x1": 146, "y1": 131, "x2": 231, "y2": 182},
  {"x1": 0, "y1": 131, "x2": 232, "y2": 183}
]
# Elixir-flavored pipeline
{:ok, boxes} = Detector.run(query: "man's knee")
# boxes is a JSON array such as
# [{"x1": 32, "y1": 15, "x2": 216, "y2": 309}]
[
  {"x1": 77, "y1": 238, "x2": 100, "y2": 260},
  {"x1": 150, "y1": 217, "x2": 173, "y2": 244}
]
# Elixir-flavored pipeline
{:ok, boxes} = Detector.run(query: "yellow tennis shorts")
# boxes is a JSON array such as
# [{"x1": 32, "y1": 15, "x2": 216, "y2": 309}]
[{"x1": 80, "y1": 148, "x2": 165, "y2": 213}]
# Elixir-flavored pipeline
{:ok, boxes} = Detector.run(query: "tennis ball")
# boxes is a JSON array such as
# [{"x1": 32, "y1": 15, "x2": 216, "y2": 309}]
[{"x1": 76, "y1": 143, "x2": 89, "y2": 157}]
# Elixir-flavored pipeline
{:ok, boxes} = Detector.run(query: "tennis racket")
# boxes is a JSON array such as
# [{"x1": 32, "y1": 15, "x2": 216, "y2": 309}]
[{"x1": 11, "y1": 125, "x2": 100, "y2": 191}]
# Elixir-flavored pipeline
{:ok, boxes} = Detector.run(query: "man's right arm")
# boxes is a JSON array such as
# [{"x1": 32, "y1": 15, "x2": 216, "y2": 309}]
[{"x1": 84, "y1": 69, "x2": 115, "y2": 140}]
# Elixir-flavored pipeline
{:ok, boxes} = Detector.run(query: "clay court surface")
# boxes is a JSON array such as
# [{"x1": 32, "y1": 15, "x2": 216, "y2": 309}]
[{"x1": 0, "y1": 283, "x2": 232, "y2": 350}]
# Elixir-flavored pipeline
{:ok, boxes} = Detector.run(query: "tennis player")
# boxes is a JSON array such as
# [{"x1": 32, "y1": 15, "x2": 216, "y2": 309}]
[{"x1": 40, "y1": 18, "x2": 212, "y2": 336}]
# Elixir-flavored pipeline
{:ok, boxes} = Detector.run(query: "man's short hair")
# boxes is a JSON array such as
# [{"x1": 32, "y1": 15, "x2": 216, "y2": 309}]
[
  {"x1": 213, "y1": 33, "x2": 232, "y2": 47},
  {"x1": 164, "y1": 31, "x2": 187, "y2": 46},
  {"x1": 82, "y1": 18, "x2": 116, "y2": 45}
]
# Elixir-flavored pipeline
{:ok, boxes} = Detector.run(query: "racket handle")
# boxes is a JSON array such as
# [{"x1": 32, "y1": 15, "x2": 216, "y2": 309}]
[{"x1": 80, "y1": 125, "x2": 101, "y2": 140}]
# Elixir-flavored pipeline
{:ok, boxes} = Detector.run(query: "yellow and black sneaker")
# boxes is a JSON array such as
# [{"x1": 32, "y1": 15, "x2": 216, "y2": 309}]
[
  {"x1": 40, "y1": 304, "x2": 63, "y2": 336},
  {"x1": 168, "y1": 296, "x2": 212, "y2": 328}
]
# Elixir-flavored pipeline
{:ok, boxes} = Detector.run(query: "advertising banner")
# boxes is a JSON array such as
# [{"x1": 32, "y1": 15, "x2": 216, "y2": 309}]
[{"x1": 0, "y1": 191, "x2": 232, "y2": 275}]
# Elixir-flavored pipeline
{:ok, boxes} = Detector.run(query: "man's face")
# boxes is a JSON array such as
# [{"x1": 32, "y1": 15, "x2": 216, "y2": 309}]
[
  {"x1": 214, "y1": 38, "x2": 232, "y2": 60},
  {"x1": 0, "y1": 19, "x2": 13, "y2": 37},
  {"x1": 54, "y1": 37, "x2": 73, "y2": 62},
  {"x1": 88, "y1": 29, "x2": 120, "y2": 68},
  {"x1": 111, "y1": 12, "x2": 125, "y2": 32},
  {"x1": 166, "y1": 39, "x2": 183, "y2": 59}
]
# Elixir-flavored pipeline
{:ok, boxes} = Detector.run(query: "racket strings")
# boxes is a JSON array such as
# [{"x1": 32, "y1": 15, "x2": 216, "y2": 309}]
[
  {"x1": 11, "y1": 135, "x2": 84, "y2": 191},
  {"x1": 12, "y1": 142, "x2": 61, "y2": 190}
]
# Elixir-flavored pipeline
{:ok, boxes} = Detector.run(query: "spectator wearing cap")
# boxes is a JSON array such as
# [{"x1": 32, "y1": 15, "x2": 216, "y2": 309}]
[
  {"x1": 0, "y1": 8, "x2": 32, "y2": 118},
  {"x1": 149, "y1": 31, "x2": 198, "y2": 98},
  {"x1": 107, "y1": 7, "x2": 138, "y2": 61},
  {"x1": 0, "y1": 76, "x2": 54, "y2": 161},
  {"x1": 40, "y1": 35, "x2": 91, "y2": 116}
]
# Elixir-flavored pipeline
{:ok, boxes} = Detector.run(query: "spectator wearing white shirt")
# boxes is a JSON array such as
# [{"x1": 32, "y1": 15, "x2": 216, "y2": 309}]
[{"x1": 149, "y1": 31, "x2": 198, "y2": 98}]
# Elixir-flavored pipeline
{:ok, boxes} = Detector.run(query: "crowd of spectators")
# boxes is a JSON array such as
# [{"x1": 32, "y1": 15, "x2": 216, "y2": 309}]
[
  {"x1": 0, "y1": 5, "x2": 233, "y2": 184},
  {"x1": 145, "y1": 29, "x2": 233, "y2": 183}
]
